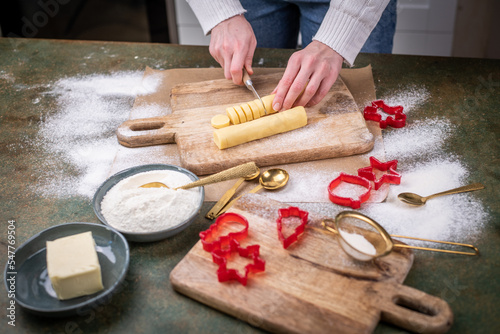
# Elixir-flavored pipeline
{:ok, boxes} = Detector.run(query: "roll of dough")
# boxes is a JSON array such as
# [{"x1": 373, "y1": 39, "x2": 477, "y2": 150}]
[{"x1": 213, "y1": 106, "x2": 307, "y2": 149}]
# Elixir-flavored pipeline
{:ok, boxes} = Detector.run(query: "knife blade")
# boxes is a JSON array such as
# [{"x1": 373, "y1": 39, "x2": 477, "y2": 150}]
[{"x1": 242, "y1": 68, "x2": 268, "y2": 115}]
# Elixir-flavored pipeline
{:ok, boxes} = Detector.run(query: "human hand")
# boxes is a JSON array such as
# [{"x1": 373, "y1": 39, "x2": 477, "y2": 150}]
[
  {"x1": 272, "y1": 41, "x2": 344, "y2": 111},
  {"x1": 209, "y1": 15, "x2": 257, "y2": 85}
]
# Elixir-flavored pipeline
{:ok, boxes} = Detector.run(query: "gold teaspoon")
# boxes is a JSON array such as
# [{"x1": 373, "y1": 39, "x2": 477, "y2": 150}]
[
  {"x1": 397, "y1": 182, "x2": 484, "y2": 206},
  {"x1": 140, "y1": 182, "x2": 169, "y2": 189},
  {"x1": 139, "y1": 162, "x2": 259, "y2": 190}
]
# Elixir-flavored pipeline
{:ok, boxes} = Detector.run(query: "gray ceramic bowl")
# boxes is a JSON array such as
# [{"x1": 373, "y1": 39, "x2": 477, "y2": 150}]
[
  {"x1": 93, "y1": 164, "x2": 204, "y2": 242},
  {"x1": 4, "y1": 222, "x2": 129, "y2": 317}
]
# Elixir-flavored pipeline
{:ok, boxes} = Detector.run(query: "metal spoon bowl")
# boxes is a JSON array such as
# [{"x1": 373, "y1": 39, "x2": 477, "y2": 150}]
[
  {"x1": 215, "y1": 168, "x2": 289, "y2": 217},
  {"x1": 397, "y1": 182, "x2": 484, "y2": 206},
  {"x1": 244, "y1": 168, "x2": 261, "y2": 181},
  {"x1": 140, "y1": 182, "x2": 169, "y2": 189},
  {"x1": 257, "y1": 168, "x2": 290, "y2": 190}
]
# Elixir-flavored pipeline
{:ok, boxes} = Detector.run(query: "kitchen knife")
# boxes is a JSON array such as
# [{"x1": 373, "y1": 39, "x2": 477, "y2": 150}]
[{"x1": 243, "y1": 68, "x2": 268, "y2": 115}]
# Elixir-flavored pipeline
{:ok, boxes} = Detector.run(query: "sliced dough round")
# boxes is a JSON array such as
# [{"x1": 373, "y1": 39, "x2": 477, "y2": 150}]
[
  {"x1": 226, "y1": 106, "x2": 240, "y2": 124},
  {"x1": 241, "y1": 103, "x2": 254, "y2": 122},
  {"x1": 211, "y1": 114, "x2": 231, "y2": 129},
  {"x1": 234, "y1": 105, "x2": 247, "y2": 123},
  {"x1": 248, "y1": 100, "x2": 261, "y2": 120}
]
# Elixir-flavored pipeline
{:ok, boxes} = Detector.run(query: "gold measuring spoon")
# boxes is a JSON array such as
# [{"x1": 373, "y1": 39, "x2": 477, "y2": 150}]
[
  {"x1": 321, "y1": 211, "x2": 478, "y2": 262},
  {"x1": 140, "y1": 182, "x2": 168, "y2": 189},
  {"x1": 139, "y1": 162, "x2": 259, "y2": 190},
  {"x1": 206, "y1": 168, "x2": 261, "y2": 219},
  {"x1": 214, "y1": 168, "x2": 289, "y2": 217},
  {"x1": 397, "y1": 182, "x2": 484, "y2": 206}
]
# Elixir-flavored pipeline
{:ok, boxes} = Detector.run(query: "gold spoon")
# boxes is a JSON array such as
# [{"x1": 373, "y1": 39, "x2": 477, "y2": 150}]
[
  {"x1": 214, "y1": 168, "x2": 289, "y2": 217},
  {"x1": 398, "y1": 182, "x2": 484, "y2": 206},
  {"x1": 139, "y1": 162, "x2": 259, "y2": 190},
  {"x1": 205, "y1": 168, "x2": 261, "y2": 219},
  {"x1": 140, "y1": 182, "x2": 168, "y2": 189}
]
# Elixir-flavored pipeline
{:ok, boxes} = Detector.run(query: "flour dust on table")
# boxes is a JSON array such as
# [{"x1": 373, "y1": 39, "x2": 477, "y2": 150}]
[{"x1": 31, "y1": 71, "x2": 164, "y2": 199}]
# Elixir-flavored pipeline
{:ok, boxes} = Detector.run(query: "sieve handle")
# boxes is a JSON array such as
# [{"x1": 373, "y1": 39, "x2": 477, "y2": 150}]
[{"x1": 379, "y1": 284, "x2": 453, "y2": 333}]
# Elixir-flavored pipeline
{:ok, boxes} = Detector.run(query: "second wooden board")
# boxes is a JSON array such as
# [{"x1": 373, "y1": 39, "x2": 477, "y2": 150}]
[{"x1": 170, "y1": 194, "x2": 453, "y2": 334}]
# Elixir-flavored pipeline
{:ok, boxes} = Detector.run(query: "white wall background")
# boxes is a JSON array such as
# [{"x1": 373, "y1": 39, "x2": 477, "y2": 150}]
[
  {"x1": 173, "y1": 0, "x2": 458, "y2": 57},
  {"x1": 394, "y1": 0, "x2": 457, "y2": 56}
]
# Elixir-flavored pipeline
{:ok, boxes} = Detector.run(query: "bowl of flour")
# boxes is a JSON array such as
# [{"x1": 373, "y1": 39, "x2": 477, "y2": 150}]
[{"x1": 93, "y1": 164, "x2": 204, "y2": 242}]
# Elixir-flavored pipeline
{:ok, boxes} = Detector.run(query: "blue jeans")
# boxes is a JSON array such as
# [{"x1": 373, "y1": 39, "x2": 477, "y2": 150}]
[{"x1": 240, "y1": 0, "x2": 397, "y2": 53}]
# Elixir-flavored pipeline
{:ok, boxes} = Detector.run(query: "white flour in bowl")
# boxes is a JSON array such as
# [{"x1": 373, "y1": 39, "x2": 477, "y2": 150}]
[{"x1": 100, "y1": 170, "x2": 202, "y2": 233}]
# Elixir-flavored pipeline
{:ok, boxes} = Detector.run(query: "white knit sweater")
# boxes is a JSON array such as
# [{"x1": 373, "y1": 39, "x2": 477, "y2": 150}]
[{"x1": 185, "y1": 0, "x2": 390, "y2": 66}]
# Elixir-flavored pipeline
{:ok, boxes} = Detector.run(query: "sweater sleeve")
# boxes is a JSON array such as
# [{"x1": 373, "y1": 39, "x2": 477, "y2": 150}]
[
  {"x1": 186, "y1": 0, "x2": 246, "y2": 35},
  {"x1": 313, "y1": 0, "x2": 391, "y2": 66}
]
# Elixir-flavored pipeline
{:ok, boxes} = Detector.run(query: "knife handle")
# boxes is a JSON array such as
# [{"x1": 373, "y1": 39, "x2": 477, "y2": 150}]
[{"x1": 242, "y1": 68, "x2": 252, "y2": 88}]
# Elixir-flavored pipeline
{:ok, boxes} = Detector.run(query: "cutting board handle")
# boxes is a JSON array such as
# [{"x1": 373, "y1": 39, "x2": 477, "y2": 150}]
[
  {"x1": 116, "y1": 117, "x2": 176, "y2": 148},
  {"x1": 380, "y1": 284, "x2": 453, "y2": 333}
]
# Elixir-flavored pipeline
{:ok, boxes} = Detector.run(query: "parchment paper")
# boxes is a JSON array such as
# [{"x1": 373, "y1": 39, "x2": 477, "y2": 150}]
[{"x1": 110, "y1": 66, "x2": 389, "y2": 203}]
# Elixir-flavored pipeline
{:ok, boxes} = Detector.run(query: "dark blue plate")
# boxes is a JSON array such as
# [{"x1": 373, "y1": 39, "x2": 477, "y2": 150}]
[{"x1": 4, "y1": 222, "x2": 129, "y2": 317}]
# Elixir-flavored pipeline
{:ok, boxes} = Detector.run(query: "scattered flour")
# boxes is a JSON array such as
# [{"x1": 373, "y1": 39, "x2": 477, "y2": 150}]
[
  {"x1": 0, "y1": 70, "x2": 15, "y2": 83},
  {"x1": 130, "y1": 103, "x2": 171, "y2": 120},
  {"x1": 33, "y1": 71, "x2": 166, "y2": 198},
  {"x1": 380, "y1": 84, "x2": 430, "y2": 114},
  {"x1": 383, "y1": 118, "x2": 454, "y2": 160},
  {"x1": 100, "y1": 170, "x2": 202, "y2": 233}
]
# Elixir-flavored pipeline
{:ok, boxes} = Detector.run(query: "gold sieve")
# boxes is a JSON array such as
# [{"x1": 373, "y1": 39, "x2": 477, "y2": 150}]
[{"x1": 321, "y1": 211, "x2": 479, "y2": 262}]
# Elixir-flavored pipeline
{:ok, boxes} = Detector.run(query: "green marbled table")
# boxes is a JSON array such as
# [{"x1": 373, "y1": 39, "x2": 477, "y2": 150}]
[{"x1": 0, "y1": 38, "x2": 499, "y2": 333}]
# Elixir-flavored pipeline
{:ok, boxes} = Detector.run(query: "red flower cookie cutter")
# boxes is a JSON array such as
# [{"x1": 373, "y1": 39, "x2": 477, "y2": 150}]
[
  {"x1": 211, "y1": 239, "x2": 266, "y2": 286},
  {"x1": 363, "y1": 100, "x2": 406, "y2": 129},
  {"x1": 276, "y1": 207, "x2": 309, "y2": 249},
  {"x1": 199, "y1": 212, "x2": 248, "y2": 253},
  {"x1": 328, "y1": 173, "x2": 372, "y2": 209},
  {"x1": 357, "y1": 156, "x2": 401, "y2": 190}
]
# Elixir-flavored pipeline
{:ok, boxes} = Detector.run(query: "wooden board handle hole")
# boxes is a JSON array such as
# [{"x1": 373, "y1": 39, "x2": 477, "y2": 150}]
[
  {"x1": 129, "y1": 121, "x2": 165, "y2": 132},
  {"x1": 395, "y1": 295, "x2": 438, "y2": 316}
]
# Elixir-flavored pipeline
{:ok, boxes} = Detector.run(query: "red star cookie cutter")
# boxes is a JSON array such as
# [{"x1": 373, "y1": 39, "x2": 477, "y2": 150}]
[
  {"x1": 363, "y1": 100, "x2": 406, "y2": 129},
  {"x1": 327, "y1": 173, "x2": 372, "y2": 209},
  {"x1": 199, "y1": 212, "x2": 248, "y2": 253},
  {"x1": 211, "y1": 239, "x2": 266, "y2": 286},
  {"x1": 276, "y1": 206, "x2": 309, "y2": 249},
  {"x1": 357, "y1": 156, "x2": 401, "y2": 190}
]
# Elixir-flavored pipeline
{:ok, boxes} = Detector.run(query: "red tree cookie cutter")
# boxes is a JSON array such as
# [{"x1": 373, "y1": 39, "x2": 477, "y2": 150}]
[
  {"x1": 199, "y1": 212, "x2": 248, "y2": 253},
  {"x1": 276, "y1": 206, "x2": 309, "y2": 249},
  {"x1": 211, "y1": 239, "x2": 266, "y2": 286},
  {"x1": 357, "y1": 156, "x2": 401, "y2": 190},
  {"x1": 328, "y1": 173, "x2": 372, "y2": 209},
  {"x1": 363, "y1": 100, "x2": 406, "y2": 129}
]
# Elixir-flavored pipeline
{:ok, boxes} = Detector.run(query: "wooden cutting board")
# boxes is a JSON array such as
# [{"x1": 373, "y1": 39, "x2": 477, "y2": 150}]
[
  {"x1": 170, "y1": 194, "x2": 453, "y2": 334},
  {"x1": 116, "y1": 72, "x2": 374, "y2": 175}
]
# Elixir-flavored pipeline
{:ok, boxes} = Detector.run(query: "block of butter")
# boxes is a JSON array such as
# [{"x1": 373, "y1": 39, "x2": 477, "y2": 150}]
[{"x1": 46, "y1": 231, "x2": 104, "y2": 300}]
